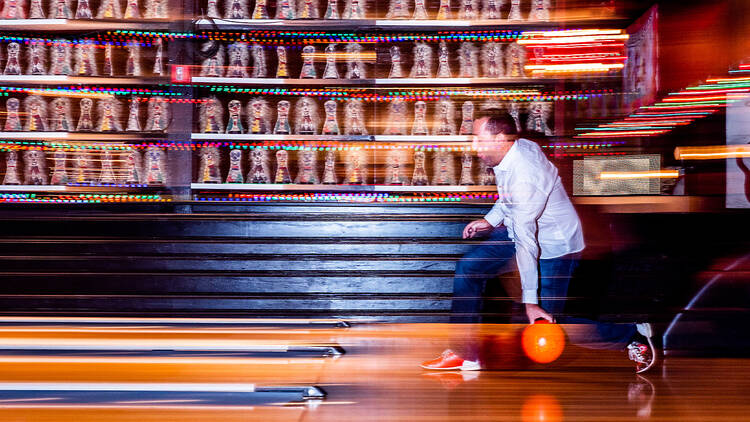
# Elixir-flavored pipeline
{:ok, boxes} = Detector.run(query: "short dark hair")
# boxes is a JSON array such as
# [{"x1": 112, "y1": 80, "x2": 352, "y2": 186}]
[{"x1": 475, "y1": 108, "x2": 518, "y2": 136}]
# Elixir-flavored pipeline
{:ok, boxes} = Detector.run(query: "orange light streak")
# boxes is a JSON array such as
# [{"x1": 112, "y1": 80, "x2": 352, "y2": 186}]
[
  {"x1": 599, "y1": 170, "x2": 680, "y2": 179},
  {"x1": 674, "y1": 145, "x2": 750, "y2": 160}
]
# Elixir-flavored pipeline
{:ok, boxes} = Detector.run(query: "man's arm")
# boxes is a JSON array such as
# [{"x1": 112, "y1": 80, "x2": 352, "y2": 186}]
[{"x1": 508, "y1": 182, "x2": 547, "y2": 306}]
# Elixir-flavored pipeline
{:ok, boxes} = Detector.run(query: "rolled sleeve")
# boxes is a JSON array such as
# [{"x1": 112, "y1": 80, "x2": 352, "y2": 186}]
[
  {"x1": 484, "y1": 201, "x2": 505, "y2": 227},
  {"x1": 508, "y1": 182, "x2": 548, "y2": 304}
]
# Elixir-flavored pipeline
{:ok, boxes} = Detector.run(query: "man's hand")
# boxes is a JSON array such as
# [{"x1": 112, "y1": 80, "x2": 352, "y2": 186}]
[
  {"x1": 463, "y1": 218, "x2": 494, "y2": 239},
  {"x1": 525, "y1": 303, "x2": 555, "y2": 324}
]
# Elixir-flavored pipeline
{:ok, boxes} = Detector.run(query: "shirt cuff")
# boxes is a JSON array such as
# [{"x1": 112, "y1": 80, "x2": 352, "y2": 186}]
[
  {"x1": 484, "y1": 209, "x2": 503, "y2": 227},
  {"x1": 522, "y1": 289, "x2": 538, "y2": 304}
]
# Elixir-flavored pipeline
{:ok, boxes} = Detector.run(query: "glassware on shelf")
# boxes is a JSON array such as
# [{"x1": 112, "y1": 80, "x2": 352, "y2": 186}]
[
  {"x1": 410, "y1": 43, "x2": 432, "y2": 78},
  {"x1": 384, "y1": 99, "x2": 408, "y2": 135},
  {"x1": 275, "y1": 0, "x2": 295, "y2": 19},
  {"x1": 225, "y1": 149, "x2": 244, "y2": 183},
  {"x1": 321, "y1": 150, "x2": 337, "y2": 184},
  {"x1": 72, "y1": 150, "x2": 92, "y2": 183},
  {"x1": 323, "y1": 44, "x2": 339, "y2": 79},
  {"x1": 322, "y1": 99, "x2": 340, "y2": 135},
  {"x1": 144, "y1": 0, "x2": 166, "y2": 17},
  {"x1": 99, "y1": 150, "x2": 117, "y2": 184},
  {"x1": 508, "y1": 0, "x2": 522, "y2": 20},
  {"x1": 298, "y1": 0, "x2": 318, "y2": 19},
  {"x1": 97, "y1": 0, "x2": 122, "y2": 18},
  {"x1": 248, "y1": 97, "x2": 272, "y2": 134},
  {"x1": 124, "y1": 149, "x2": 143, "y2": 184},
  {"x1": 433, "y1": 99, "x2": 456, "y2": 136},
  {"x1": 458, "y1": 42, "x2": 479, "y2": 78},
  {"x1": 481, "y1": 0, "x2": 500, "y2": 19},
  {"x1": 295, "y1": 149, "x2": 319, "y2": 184},
  {"x1": 226, "y1": 42, "x2": 250, "y2": 78},
  {"x1": 411, "y1": 101, "x2": 429, "y2": 136},
  {"x1": 432, "y1": 150, "x2": 455, "y2": 185},
  {"x1": 273, "y1": 100, "x2": 292, "y2": 134},
  {"x1": 75, "y1": 40, "x2": 98, "y2": 76},
  {"x1": 300, "y1": 45, "x2": 318, "y2": 79},
  {"x1": 436, "y1": 0, "x2": 451, "y2": 19},
  {"x1": 1, "y1": 0, "x2": 27, "y2": 18},
  {"x1": 144, "y1": 146, "x2": 167, "y2": 185},
  {"x1": 385, "y1": 0, "x2": 409, "y2": 19},
  {"x1": 75, "y1": 0, "x2": 93, "y2": 18},
  {"x1": 198, "y1": 147, "x2": 222, "y2": 183},
  {"x1": 459, "y1": 151, "x2": 474, "y2": 185},
  {"x1": 458, "y1": 0, "x2": 477, "y2": 20},
  {"x1": 345, "y1": 43, "x2": 365, "y2": 79},
  {"x1": 3, "y1": 151, "x2": 22, "y2": 185},
  {"x1": 200, "y1": 41, "x2": 225, "y2": 77},
  {"x1": 49, "y1": 39, "x2": 72, "y2": 75},
  {"x1": 505, "y1": 42, "x2": 527, "y2": 78},
  {"x1": 436, "y1": 41, "x2": 452, "y2": 78},
  {"x1": 126, "y1": 41, "x2": 142, "y2": 76},
  {"x1": 50, "y1": 149, "x2": 69, "y2": 185},
  {"x1": 126, "y1": 99, "x2": 142, "y2": 132},
  {"x1": 527, "y1": 101, "x2": 553, "y2": 136},
  {"x1": 345, "y1": 149, "x2": 367, "y2": 184},
  {"x1": 276, "y1": 46, "x2": 289, "y2": 78},
  {"x1": 49, "y1": 97, "x2": 73, "y2": 132},
  {"x1": 225, "y1": 99, "x2": 244, "y2": 134},
  {"x1": 27, "y1": 39, "x2": 47, "y2": 75},
  {"x1": 459, "y1": 101, "x2": 474, "y2": 135},
  {"x1": 481, "y1": 42, "x2": 504, "y2": 78},
  {"x1": 146, "y1": 97, "x2": 169, "y2": 132},
  {"x1": 274, "y1": 149, "x2": 292, "y2": 184},
  {"x1": 24, "y1": 149, "x2": 47, "y2": 185},
  {"x1": 295, "y1": 97, "x2": 319, "y2": 135},
  {"x1": 252, "y1": 0, "x2": 268, "y2": 18},
  {"x1": 97, "y1": 97, "x2": 123, "y2": 132},
  {"x1": 3, "y1": 98, "x2": 22, "y2": 132},
  {"x1": 251, "y1": 44, "x2": 267, "y2": 78},
  {"x1": 248, "y1": 148, "x2": 271, "y2": 183},
  {"x1": 412, "y1": 0, "x2": 427, "y2": 19},
  {"x1": 124, "y1": 0, "x2": 140, "y2": 18},
  {"x1": 225, "y1": 0, "x2": 249, "y2": 19},
  {"x1": 411, "y1": 150, "x2": 428, "y2": 186},
  {"x1": 529, "y1": 0, "x2": 550, "y2": 21},
  {"x1": 24, "y1": 95, "x2": 47, "y2": 132},
  {"x1": 344, "y1": 99, "x2": 367, "y2": 135},
  {"x1": 200, "y1": 97, "x2": 224, "y2": 134},
  {"x1": 3, "y1": 43, "x2": 21, "y2": 75},
  {"x1": 342, "y1": 0, "x2": 364, "y2": 19},
  {"x1": 323, "y1": 0, "x2": 337, "y2": 19},
  {"x1": 384, "y1": 149, "x2": 409, "y2": 186},
  {"x1": 77, "y1": 98, "x2": 95, "y2": 132}
]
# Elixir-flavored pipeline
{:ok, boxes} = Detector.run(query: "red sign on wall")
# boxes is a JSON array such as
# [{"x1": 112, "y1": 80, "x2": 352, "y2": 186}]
[{"x1": 171, "y1": 65, "x2": 191, "y2": 83}]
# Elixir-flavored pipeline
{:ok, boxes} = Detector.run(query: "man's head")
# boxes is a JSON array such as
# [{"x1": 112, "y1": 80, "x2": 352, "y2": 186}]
[{"x1": 472, "y1": 109, "x2": 518, "y2": 167}]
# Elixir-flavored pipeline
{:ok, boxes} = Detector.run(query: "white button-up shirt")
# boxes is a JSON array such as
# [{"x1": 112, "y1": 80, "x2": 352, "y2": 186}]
[{"x1": 483, "y1": 138, "x2": 585, "y2": 304}]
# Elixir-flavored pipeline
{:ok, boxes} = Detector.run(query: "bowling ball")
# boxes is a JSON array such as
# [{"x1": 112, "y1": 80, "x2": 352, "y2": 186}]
[{"x1": 521, "y1": 320, "x2": 565, "y2": 364}]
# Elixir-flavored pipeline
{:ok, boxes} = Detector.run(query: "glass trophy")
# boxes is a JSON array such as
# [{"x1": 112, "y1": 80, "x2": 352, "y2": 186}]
[
  {"x1": 385, "y1": 0, "x2": 409, "y2": 19},
  {"x1": 126, "y1": 99, "x2": 141, "y2": 132},
  {"x1": 30, "y1": 0, "x2": 44, "y2": 17},
  {"x1": 508, "y1": 0, "x2": 521, "y2": 20},
  {"x1": 509, "y1": 101, "x2": 522, "y2": 132},
  {"x1": 323, "y1": 0, "x2": 337, "y2": 18},
  {"x1": 50, "y1": 149, "x2": 69, "y2": 185},
  {"x1": 298, "y1": 0, "x2": 318, "y2": 18},
  {"x1": 323, "y1": 44, "x2": 339, "y2": 79},
  {"x1": 153, "y1": 37, "x2": 165, "y2": 76},
  {"x1": 50, "y1": 0, "x2": 72, "y2": 16},
  {"x1": 412, "y1": 0, "x2": 427, "y2": 19},
  {"x1": 300, "y1": 45, "x2": 317, "y2": 78},
  {"x1": 248, "y1": 148, "x2": 271, "y2": 183},
  {"x1": 322, "y1": 100, "x2": 340, "y2": 135},
  {"x1": 0, "y1": 0, "x2": 26, "y2": 17},
  {"x1": 198, "y1": 147, "x2": 222, "y2": 183},
  {"x1": 433, "y1": 99, "x2": 456, "y2": 135},
  {"x1": 436, "y1": 0, "x2": 450, "y2": 19},
  {"x1": 459, "y1": 101, "x2": 474, "y2": 135},
  {"x1": 225, "y1": 99, "x2": 244, "y2": 134},
  {"x1": 389, "y1": 45, "x2": 403, "y2": 78},
  {"x1": 124, "y1": 149, "x2": 143, "y2": 184},
  {"x1": 345, "y1": 149, "x2": 366, "y2": 184},
  {"x1": 294, "y1": 97, "x2": 319, "y2": 135},
  {"x1": 126, "y1": 41, "x2": 142, "y2": 77},
  {"x1": 75, "y1": 41, "x2": 98, "y2": 76},
  {"x1": 144, "y1": 146, "x2": 167, "y2": 185},
  {"x1": 479, "y1": 162, "x2": 495, "y2": 185},
  {"x1": 274, "y1": 149, "x2": 292, "y2": 184},
  {"x1": 24, "y1": 149, "x2": 47, "y2": 185},
  {"x1": 384, "y1": 99, "x2": 407, "y2": 135},
  {"x1": 459, "y1": 151, "x2": 474, "y2": 185},
  {"x1": 436, "y1": 41, "x2": 452, "y2": 78},
  {"x1": 458, "y1": 42, "x2": 478, "y2": 78},
  {"x1": 99, "y1": 150, "x2": 117, "y2": 184},
  {"x1": 3, "y1": 151, "x2": 21, "y2": 185},
  {"x1": 200, "y1": 97, "x2": 224, "y2": 133},
  {"x1": 225, "y1": 149, "x2": 244, "y2": 183},
  {"x1": 144, "y1": 0, "x2": 166, "y2": 17},
  {"x1": 225, "y1": 0, "x2": 248, "y2": 18},
  {"x1": 247, "y1": 97, "x2": 271, "y2": 134},
  {"x1": 27, "y1": 39, "x2": 47, "y2": 75},
  {"x1": 527, "y1": 101, "x2": 553, "y2": 136},
  {"x1": 480, "y1": 0, "x2": 500, "y2": 19},
  {"x1": 273, "y1": 100, "x2": 292, "y2": 134},
  {"x1": 411, "y1": 101, "x2": 428, "y2": 136},
  {"x1": 226, "y1": 42, "x2": 249, "y2": 78},
  {"x1": 145, "y1": 97, "x2": 169, "y2": 132},
  {"x1": 321, "y1": 150, "x2": 337, "y2": 184},
  {"x1": 103, "y1": 43, "x2": 114, "y2": 76},
  {"x1": 24, "y1": 95, "x2": 47, "y2": 132},
  {"x1": 529, "y1": 0, "x2": 550, "y2": 21},
  {"x1": 276, "y1": 46, "x2": 289, "y2": 78},
  {"x1": 73, "y1": 151, "x2": 92, "y2": 183},
  {"x1": 75, "y1": 0, "x2": 92, "y2": 18},
  {"x1": 251, "y1": 44, "x2": 267, "y2": 78},
  {"x1": 207, "y1": 0, "x2": 219, "y2": 17},
  {"x1": 344, "y1": 99, "x2": 367, "y2": 135},
  {"x1": 481, "y1": 42, "x2": 503, "y2": 78},
  {"x1": 3, "y1": 43, "x2": 21, "y2": 75},
  {"x1": 411, "y1": 150, "x2": 428, "y2": 186},
  {"x1": 124, "y1": 0, "x2": 139, "y2": 18},
  {"x1": 342, "y1": 0, "x2": 363, "y2": 19},
  {"x1": 458, "y1": 0, "x2": 477, "y2": 20},
  {"x1": 410, "y1": 43, "x2": 432, "y2": 78},
  {"x1": 505, "y1": 42, "x2": 526, "y2": 77},
  {"x1": 97, "y1": 0, "x2": 122, "y2": 18},
  {"x1": 295, "y1": 149, "x2": 319, "y2": 184},
  {"x1": 200, "y1": 41, "x2": 224, "y2": 77},
  {"x1": 3, "y1": 98, "x2": 22, "y2": 131},
  {"x1": 275, "y1": 0, "x2": 294, "y2": 19},
  {"x1": 97, "y1": 98, "x2": 123, "y2": 132},
  {"x1": 50, "y1": 40, "x2": 72, "y2": 75},
  {"x1": 345, "y1": 43, "x2": 365, "y2": 79},
  {"x1": 77, "y1": 98, "x2": 95, "y2": 131},
  {"x1": 252, "y1": 0, "x2": 268, "y2": 18},
  {"x1": 384, "y1": 149, "x2": 409, "y2": 185},
  {"x1": 49, "y1": 97, "x2": 72, "y2": 132},
  {"x1": 432, "y1": 151, "x2": 455, "y2": 185}
]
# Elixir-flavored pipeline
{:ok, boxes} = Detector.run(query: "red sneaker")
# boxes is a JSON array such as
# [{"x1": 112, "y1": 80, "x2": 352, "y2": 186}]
[{"x1": 420, "y1": 349, "x2": 481, "y2": 371}]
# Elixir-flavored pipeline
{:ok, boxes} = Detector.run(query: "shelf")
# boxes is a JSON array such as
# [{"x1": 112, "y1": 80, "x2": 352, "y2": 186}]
[
  {"x1": 191, "y1": 183, "x2": 495, "y2": 192},
  {"x1": 0, "y1": 132, "x2": 168, "y2": 141},
  {"x1": 0, "y1": 184, "x2": 165, "y2": 192},
  {"x1": 0, "y1": 75, "x2": 170, "y2": 86},
  {"x1": 191, "y1": 133, "x2": 372, "y2": 142},
  {"x1": 0, "y1": 19, "x2": 170, "y2": 31},
  {"x1": 190, "y1": 77, "x2": 602, "y2": 86}
]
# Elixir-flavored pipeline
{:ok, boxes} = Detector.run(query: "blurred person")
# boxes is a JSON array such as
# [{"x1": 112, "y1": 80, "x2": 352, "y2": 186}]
[{"x1": 420, "y1": 110, "x2": 656, "y2": 373}]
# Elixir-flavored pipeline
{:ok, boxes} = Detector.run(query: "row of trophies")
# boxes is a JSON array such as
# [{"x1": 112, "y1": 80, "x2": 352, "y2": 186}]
[
  {"x1": 207, "y1": 0, "x2": 551, "y2": 21},
  {"x1": 196, "y1": 147, "x2": 497, "y2": 185},
  {"x1": 1, "y1": 96, "x2": 170, "y2": 132},
  {"x1": 199, "y1": 97, "x2": 554, "y2": 136},
  {"x1": 1, "y1": 147, "x2": 167, "y2": 185},
  {"x1": 201, "y1": 41, "x2": 528, "y2": 79},
  {"x1": 0, "y1": 0, "x2": 168, "y2": 18},
  {"x1": 0, "y1": 39, "x2": 165, "y2": 77}
]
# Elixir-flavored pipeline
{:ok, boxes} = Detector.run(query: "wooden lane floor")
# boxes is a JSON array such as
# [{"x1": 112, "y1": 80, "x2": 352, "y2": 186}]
[{"x1": 0, "y1": 322, "x2": 748, "y2": 421}]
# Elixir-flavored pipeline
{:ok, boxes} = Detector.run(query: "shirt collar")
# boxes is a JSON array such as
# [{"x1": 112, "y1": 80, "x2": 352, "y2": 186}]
[{"x1": 493, "y1": 138, "x2": 520, "y2": 173}]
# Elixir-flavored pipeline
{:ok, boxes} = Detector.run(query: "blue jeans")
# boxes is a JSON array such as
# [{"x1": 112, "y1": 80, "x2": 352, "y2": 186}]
[{"x1": 451, "y1": 227, "x2": 635, "y2": 359}]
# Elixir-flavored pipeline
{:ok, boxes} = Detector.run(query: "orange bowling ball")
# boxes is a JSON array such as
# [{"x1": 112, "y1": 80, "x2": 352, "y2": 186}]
[{"x1": 521, "y1": 320, "x2": 566, "y2": 364}]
